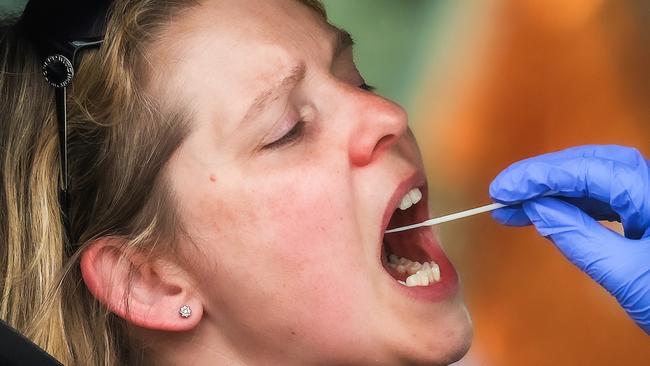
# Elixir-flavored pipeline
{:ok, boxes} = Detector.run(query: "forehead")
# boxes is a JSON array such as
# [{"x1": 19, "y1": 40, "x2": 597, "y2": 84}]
[
  {"x1": 181, "y1": 0, "x2": 328, "y2": 43},
  {"x1": 148, "y1": 0, "x2": 334, "y2": 126}
]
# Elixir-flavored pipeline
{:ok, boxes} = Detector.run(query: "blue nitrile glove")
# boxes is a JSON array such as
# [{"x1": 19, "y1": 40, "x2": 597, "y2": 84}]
[{"x1": 489, "y1": 144, "x2": 650, "y2": 334}]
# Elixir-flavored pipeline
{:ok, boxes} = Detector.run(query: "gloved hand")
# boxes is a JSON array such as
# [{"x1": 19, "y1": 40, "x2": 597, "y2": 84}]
[{"x1": 489, "y1": 144, "x2": 650, "y2": 334}]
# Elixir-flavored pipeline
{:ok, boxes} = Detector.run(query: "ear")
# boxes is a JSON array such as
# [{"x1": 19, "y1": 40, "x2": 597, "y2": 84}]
[{"x1": 80, "y1": 238, "x2": 203, "y2": 331}]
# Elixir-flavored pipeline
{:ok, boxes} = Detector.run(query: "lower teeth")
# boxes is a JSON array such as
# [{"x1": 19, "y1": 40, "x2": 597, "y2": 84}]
[{"x1": 388, "y1": 254, "x2": 441, "y2": 287}]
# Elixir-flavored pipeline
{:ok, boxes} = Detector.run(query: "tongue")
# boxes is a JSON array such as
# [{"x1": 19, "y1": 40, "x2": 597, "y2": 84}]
[
  {"x1": 382, "y1": 203, "x2": 435, "y2": 282},
  {"x1": 384, "y1": 230, "x2": 430, "y2": 264},
  {"x1": 384, "y1": 205, "x2": 431, "y2": 259}
]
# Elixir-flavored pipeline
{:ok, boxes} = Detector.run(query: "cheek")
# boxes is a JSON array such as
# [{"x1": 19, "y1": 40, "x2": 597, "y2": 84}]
[
  {"x1": 252, "y1": 186, "x2": 378, "y2": 350},
  {"x1": 183, "y1": 167, "x2": 374, "y2": 342},
  {"x1": 233, "y1": 177, "x2": 370, "y2": 343},
  {"x1": 254, "y1": 174, "x2": 367, "y2": 294}
]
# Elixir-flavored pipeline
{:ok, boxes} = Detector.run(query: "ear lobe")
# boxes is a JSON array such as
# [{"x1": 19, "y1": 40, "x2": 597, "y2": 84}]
[{"x1": 80, "y1": 238, "x2": 203, "y2": 331}]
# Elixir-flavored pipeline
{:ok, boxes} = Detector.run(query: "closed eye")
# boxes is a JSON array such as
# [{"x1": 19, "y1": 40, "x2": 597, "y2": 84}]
[
  {"x1": 261, "y1": 82, "x2": 374, "y2": 151},
  {"x1": 262, "y1": 121, "x2": 306, "y2": 150}
]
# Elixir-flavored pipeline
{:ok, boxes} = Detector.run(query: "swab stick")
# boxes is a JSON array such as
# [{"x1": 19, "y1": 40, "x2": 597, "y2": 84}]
[{"x1": 384, "y1": 202, "x2": 509, "y2": 234}]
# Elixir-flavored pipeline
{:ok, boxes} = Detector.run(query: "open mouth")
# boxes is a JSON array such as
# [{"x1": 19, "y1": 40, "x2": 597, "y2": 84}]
[{"x1": 381, "y1": 185, "x2": 442, "y2": 287}]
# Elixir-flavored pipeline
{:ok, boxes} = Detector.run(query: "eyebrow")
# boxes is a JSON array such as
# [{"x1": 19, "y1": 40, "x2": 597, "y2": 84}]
[{"x1": 240, "y1": 27, "x2": 355, "y2": 126}]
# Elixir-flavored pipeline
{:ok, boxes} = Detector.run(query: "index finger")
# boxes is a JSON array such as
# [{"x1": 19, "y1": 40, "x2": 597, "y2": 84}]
[
  {"x1": 489, "y1": 148, "x2": 649, "y2": 238},
  {"x1": 490, "y1": 145, "x2": 644, "y2": 203}
]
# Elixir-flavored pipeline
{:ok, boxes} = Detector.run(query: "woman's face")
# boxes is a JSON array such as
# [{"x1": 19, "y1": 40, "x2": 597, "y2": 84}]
[{"x1": 155, "y1": 0, "x2": 472, "y2": 364}]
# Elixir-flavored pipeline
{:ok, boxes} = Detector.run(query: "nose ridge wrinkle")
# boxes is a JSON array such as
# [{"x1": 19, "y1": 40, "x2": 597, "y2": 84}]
[{"x1": 348, "y1": 98, "x2": 408, "y2": 166}]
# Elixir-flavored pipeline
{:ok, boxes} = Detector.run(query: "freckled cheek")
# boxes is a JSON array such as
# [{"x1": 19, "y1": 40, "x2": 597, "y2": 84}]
[
  {"x1": 183, "y1": 191, "x2": 235, "y2": 235},
  {"x1": 263, "y1": 195, "x2": 342, "y2": 254},
  {"x1": 260, "y1": 193, "x2": 364, "y2": 291},
  {"x1": 190, "y1": 183, "x2": 371, "y2": 337},
  {"x1": 261, "y1": 216, "x2": 367, "y2": 333}
]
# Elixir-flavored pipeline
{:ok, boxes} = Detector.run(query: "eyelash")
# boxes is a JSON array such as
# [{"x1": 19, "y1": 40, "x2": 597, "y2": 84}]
[
  {"x1": 360, "y1": 83, "x2": 376, "y2": 92},
  {"x1": 262, "y1": 82, "x2": 376, "y2": 150},
  {"x1": 263, "y1": 120, "x2": 306, "y2": 150}
]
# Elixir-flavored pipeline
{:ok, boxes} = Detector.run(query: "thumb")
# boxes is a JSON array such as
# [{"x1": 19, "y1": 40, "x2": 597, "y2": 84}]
[{"x1": 522, "y1": 197, "x2": 621, "y2": 282}]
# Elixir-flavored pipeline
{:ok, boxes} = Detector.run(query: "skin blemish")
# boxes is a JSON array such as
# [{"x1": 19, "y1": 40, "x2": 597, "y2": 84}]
[{"x1": 209, "y1": 174, "x2": 218, "y2": 183}]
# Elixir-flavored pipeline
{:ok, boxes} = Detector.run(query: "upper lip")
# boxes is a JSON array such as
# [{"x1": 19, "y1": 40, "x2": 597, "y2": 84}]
[{"x1": 380, "y1": 171, "x2": 426, "y2": 238}]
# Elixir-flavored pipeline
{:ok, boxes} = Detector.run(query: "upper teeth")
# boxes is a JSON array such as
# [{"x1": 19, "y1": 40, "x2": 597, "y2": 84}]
[
  {"x1": 399, "y1": 187, "x2": 422, "y2": 211},
  {"x1": 388, "y1": 254, "x2": 441, "y2": 287}
]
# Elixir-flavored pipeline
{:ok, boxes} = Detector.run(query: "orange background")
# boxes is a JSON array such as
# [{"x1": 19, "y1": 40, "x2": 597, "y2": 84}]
[{"x1": 416, "y1": 0, "x2": 650, "y2": 364}]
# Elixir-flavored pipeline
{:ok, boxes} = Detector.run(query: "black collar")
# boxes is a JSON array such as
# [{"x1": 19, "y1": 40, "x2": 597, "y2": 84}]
[{"x1": 0, "y1": 320, "x2": 62, "y2": 366}]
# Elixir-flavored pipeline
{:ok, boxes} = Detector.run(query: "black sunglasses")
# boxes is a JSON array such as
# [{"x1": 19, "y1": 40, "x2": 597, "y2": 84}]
[{"x1": 18, "y1": 0, "x2": 112, "y2": 240}]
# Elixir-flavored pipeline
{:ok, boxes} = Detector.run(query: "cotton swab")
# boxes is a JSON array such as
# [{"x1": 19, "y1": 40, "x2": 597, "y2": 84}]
[{"x1": 384, "y1": 202, "x2": 509, "y2": 234}]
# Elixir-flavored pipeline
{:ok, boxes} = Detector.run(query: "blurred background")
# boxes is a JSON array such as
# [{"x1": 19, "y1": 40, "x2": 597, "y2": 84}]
[
  {"x1": 321, "y1": 1, "x2": 650, "y2": 365},
  {"x1": 2, "y1": 0, "x2": 649, "y2": 364}
]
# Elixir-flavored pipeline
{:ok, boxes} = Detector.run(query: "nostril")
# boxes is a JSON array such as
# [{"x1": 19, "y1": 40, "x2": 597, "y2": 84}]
[
  {"x1": 350, "y1": 132, "x2": 399, "y2": 166},
  {"x1": 349, "y1": 101, "x2": 407, "y2": 166},
  {"x1": 374, "y1": 134, "x2": 397, "y2": 156}
]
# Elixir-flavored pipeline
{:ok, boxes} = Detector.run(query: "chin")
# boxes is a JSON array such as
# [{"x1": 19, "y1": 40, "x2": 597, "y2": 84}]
[{"x1": 393, "y1": 304, "x2": 474, "y2": 366}]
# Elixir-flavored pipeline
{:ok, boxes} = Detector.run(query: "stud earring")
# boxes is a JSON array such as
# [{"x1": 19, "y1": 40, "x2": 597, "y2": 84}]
[{"x1": 179, "y1": 305, "x2": 192, "y2": 318}]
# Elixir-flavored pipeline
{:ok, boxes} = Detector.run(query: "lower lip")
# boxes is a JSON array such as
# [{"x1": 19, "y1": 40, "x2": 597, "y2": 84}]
[{"x1": 385, "y1": 228, "x2": 459, "y2": 302}]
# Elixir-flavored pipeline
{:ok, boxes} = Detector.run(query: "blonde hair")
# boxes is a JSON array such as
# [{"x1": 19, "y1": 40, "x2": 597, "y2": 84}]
[{"x1": 0, "y1": 0, "x2": 327, "y2": 365}]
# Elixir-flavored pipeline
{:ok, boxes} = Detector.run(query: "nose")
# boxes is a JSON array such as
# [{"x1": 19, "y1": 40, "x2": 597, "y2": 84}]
[{"x1": 348, "y1": 93, "x2": 408, "y2": 167}]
